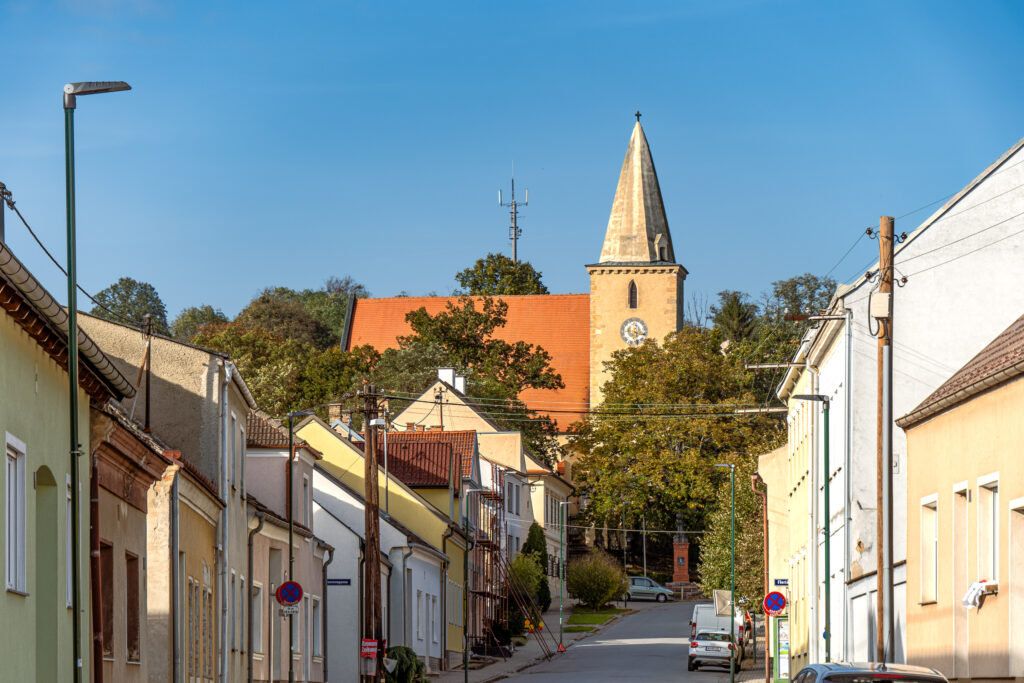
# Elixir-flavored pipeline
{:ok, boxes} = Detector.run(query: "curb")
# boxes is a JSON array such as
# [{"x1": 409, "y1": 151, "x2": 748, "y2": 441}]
[{"x1": 479, "y1": 608, "x2": 636, "y2": 682}]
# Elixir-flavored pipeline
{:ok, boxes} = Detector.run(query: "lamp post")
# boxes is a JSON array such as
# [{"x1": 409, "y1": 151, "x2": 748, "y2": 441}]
[
  {"x1": 63, "y1": 80, "x2": 131, "y2": 683},
  {"x1": 369, "y1": 417, "x2": 389, "y2": 514},
  {"x1": 715, "y1": 463, "x2": 736, "y2": 683},
  {"x1": 794, "y1": 394, "x2": 831, "y2": 662},
  {"x1": 287, "y1": 410, "x2": 314, "y2": 683},
  {"x1": 462, "y1": 486, "x2": 488, "y2": 683},
  {"x1": 558, "y1": 500, "x2": 571, "y2": 651}
]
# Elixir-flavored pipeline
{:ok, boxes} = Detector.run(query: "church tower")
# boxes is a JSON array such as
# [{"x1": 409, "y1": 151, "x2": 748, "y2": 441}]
[{"x1": 588, "y1": 118, "x2": 687, "y2": 404}]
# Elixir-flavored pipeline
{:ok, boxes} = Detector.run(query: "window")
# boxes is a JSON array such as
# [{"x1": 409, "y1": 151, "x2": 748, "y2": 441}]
[
  {"x1": 252, "y1": 583, "x2": 264, "y2": 653},
  {"x1": 292, "y1": 595, "x2": 300, "y2": 652},
  {"x1": 204, "y1": 585, "x2": 214, "y2": 678},
  {"x1": 302, "y1": 476, "x2": 310, "y2": 526},
  {"x1": 230, "y1": 413, "x2": 237, "y2": 490},
  {"x1": 516, "y1": 484, "x2": 521, "y2": 515},
  {"x1": 5, "y1": 437, "x2": 26, "y2": 592},
  {"x1": 628, "y1": 280, "x2": 638, "y2": 309},
  {"x1": 920, "y1": 497, "x2": 938, "y2": 603},
  {"x1": 979, "y1": 477, "x2": 999, "y2": 582},
  {"x1": 231, "y1": 571, "x2": 237, "y2": 651},
  {"x1": 417, "y1": 590, "x2": 424, "y2": 640},
  {"x1": 303, "y1": 595, "x2": 310, "y2": 675},
  {"x1": 515, "y1": 536, "x2": 521, "y2": 553},
  {"x1": 508, "y1": 534, "x2": 514, "y2": 555},
  {"x1": 101, "y1": 541, "x2": 114, "y2": 658},
  {"x1": 239, "y1": 426, "x2": 246, "y2": 497},
  {"x1": 186, "y1": 580, "x2": 195, "y2": 677},
  {"x1": 126, "y1": 552, "x2": 140, "y2": 662},
  {"x1": 66, "y1": 478, "x2": 73, "y2": 606},
  {"x1": 432, "y1": 595, "x2": 439, "y2": 643},
  {"x1": 239, "y1": 576, "x2": 246, "y2": 654},
  {"x1": 312, "y1": 596, "x2": 322, "y2": 656}
]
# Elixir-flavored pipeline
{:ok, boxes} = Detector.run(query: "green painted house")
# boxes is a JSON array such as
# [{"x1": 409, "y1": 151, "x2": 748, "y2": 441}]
[{"x1": 1, "y1": 241, "x2": 134, "y2": 681}]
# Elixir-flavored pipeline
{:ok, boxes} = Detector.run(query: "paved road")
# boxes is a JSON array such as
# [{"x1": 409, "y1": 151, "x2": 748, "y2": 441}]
[{"x1": 504, "y1": 600, "x2": 707, "y2": 682}]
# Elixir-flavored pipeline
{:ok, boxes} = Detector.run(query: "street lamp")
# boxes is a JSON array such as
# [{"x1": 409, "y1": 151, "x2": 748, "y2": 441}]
[
  {"x1": 715, "y1": 463, "x2": 736, "y2": 683},
  {"x1": 462, "y1": 486, "x2": 489, "y2": 683},
  {"x1": 63, "y1": 80, "x2": 130, "y2": 683},
  {"x1": 369, "y1": 417, "x2": 389, "y2": 514},
  {"x1": 557, "y1": 500, "x2": 571, "y2": 651},
  {"x1": 287, "y1": 409, "x2": 314, "y2": 683},
  {"x1": 794, "y1": 393, "x2": 831, "y2": 662}
]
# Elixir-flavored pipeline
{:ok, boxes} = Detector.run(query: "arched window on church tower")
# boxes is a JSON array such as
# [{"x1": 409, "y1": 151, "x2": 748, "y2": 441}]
[{"x1": 628, "y1": 281, "x2": 638, "y2": 309}]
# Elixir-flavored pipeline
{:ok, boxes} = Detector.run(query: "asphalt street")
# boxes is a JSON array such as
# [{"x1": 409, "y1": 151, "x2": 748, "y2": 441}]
[{"x1": 503, "y1": 601, "x2": 723, "y2": 682}]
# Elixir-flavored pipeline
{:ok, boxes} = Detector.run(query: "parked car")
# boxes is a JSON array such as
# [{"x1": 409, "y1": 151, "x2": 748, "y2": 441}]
[
  {"x1": 793, "y1": 663, "x2": 949, "y2": 683},
  {"x1": 690, "y1": 603, "x2": 750, "y2": 656},
  {"x1": 688, "y1": 630, "x2": 739, "y2": 671},
  {"x1": 623, "y1": 575, "x2": 675, "y2": 602}
]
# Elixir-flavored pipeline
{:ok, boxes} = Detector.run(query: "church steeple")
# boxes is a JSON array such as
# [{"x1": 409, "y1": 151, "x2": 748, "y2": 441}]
[{"x1": 598, "y1": 119, "x2": 675, "y2": 264}]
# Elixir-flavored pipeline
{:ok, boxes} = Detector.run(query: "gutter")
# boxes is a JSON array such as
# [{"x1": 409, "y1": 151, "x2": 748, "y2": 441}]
[
  {"x1": 247, "y1": 510, "x2": 265, "y2": 683},
  {"x1": 171, "y1": 470, "x2": 181, "y2": 683},
  {"x1": 897, "y1": 358, "x2": 1024, "y2": 429},
  {"x1": 843, "y1": 309, "x2": 852, "y2": 661},
  {"x1": 399, "y1": 547, "x2": 414, "y2": 648},
  {"x1": 320, "y1": 542, "x2": 335, "y2": 682}
]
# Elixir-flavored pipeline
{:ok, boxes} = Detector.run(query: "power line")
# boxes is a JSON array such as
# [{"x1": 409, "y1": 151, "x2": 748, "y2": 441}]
[{"x1": 1, "y1": 183, "x2": 148, "y2": 328}]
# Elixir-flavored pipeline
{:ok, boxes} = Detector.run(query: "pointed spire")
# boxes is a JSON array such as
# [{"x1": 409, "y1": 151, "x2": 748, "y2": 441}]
[{"x1": 598, "y1": 120, "x2": 675, "y2": 264}]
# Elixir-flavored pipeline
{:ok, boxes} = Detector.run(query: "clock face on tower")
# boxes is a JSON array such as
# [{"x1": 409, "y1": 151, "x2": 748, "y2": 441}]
[{"x1": 620, "y1": 318, "x2": 649, "y2": 347}]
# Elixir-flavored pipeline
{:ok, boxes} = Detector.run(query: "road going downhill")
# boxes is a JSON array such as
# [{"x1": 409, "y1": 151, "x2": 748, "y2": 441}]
[{"x1": 504, "y1": 601, "x2": 701, "y2": 682}]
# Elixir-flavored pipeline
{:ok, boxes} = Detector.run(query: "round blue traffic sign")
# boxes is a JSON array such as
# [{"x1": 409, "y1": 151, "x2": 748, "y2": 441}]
[
  {"x1": 276, "y1": 580, "x2": 303, "y2": 606},
  {"x1": 763, "y1": 591, "x2": 786, "y2": 616}
]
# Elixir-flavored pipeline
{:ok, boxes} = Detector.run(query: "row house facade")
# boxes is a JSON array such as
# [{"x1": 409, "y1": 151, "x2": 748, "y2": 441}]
[{"x1": 768, "y1": 132, "x2": 1024, "y2": 666}]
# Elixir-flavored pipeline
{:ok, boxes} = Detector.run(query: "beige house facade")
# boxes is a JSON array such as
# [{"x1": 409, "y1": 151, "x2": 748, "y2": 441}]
[{"x1": 899, "y1": 312, "x2": 1024, "y2": 681}]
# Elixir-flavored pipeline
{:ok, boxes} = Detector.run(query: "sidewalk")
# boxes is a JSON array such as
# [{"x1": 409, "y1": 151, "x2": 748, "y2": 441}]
[{"x1": 434, "y1": 601, "x2": 634, "y2": 683}]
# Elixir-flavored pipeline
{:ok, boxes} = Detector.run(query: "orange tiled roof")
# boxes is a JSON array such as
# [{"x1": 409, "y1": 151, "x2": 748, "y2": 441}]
[
  {"x1": 346, "y1": 295, "x2": 590, "y2": 430},
  {"x1": 386, "y1": 429, "x2": 476, "y2": 479},
  {"x1": 246, "y1": 410, "x2": 322, "y2": 458}
]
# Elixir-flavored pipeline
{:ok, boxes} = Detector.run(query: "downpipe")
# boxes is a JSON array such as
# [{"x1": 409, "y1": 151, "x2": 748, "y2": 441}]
[{"x1": 247, "y1": 510, "x2": 265, "y2": 683}]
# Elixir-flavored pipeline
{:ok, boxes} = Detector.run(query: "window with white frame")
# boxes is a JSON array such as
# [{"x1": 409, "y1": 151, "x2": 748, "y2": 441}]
[
  {"x1": 302, "y1": 476, "x2": 310, "y2": 526},
  {"x1": 252, "y1": 582, "x2": 264, "y2": 653},
  {"x1": 432, "y1": 595, "x2": 439, "y2": 643},
  {"x1": 231, "y1": 571, "x2": 237, "y2": 651},
  {"x1": 979, "y1": 476, "x2": 999, "y2": 582},
  {"x1": 920, "y1": 496, "x2": 937, "y2": 603},
  {"x1": 417, "y1": 590, "x2": 424, "y2": 640},
  {"x1": 6, "y1": 436, "x2": 26, "y2": 592},
  {"x1": 303, "y1": 595, "x2": 311, "y2": 675},
  {"x1": 239, "y1": 575, "x2": 246, "y2": 653},
  {"x1": 240, "y1": 427, "x2": 246, "y2": 497},
  {"x1": 312, "y1": 596, "x2": 322, "y2": 656}
]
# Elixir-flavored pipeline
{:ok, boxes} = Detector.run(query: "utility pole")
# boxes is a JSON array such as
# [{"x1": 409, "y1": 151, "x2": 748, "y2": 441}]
[
  {"x1": 362, "y1": 386, "x2": 383, "y2": 681},
  {"x1": 875, "y1": 216, "x2": 895, "y2": 662},
  {"x1": 498, "y1": 175, "x2": 528, "y2": 262}
]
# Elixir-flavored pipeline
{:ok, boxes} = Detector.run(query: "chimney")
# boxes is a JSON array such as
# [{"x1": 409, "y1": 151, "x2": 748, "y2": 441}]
[
  {"x1": 454, "y1": 375, "x2": 466, "y2": 394},
  {"x1": 327, "y1": 403, "x2": 343, "y2": 423},
  {"x1": 417, "y1": 425, "x2": 426, "y2": 432},
  {"x1": 406, "y1": 423, "x2": 416, "y2": 432},
  {"x1": 427, "y1": 426, "x2": 442, "y2": 432},
  {"x1": 438, "y1": 367, "x2": 456, "y2": 386}
]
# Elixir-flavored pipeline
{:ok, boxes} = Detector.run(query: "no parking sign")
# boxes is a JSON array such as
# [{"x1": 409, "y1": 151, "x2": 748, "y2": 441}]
[{"x1": 763, "y1": 591, "x2": 786, "y2": 616}]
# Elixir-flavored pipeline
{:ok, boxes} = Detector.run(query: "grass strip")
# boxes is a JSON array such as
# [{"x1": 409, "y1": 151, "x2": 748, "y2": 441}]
[
  {"x1": 564, "y1": 625, "x2": 595, "y2": 633},
  {"x1": 568, "y1": 613, "x2": 615, "y2": 625}
]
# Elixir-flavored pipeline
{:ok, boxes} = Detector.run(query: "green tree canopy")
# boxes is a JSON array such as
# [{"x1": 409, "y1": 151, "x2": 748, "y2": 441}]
[
  {"x1": 454, "y1": 253, "x2": 549, "y2": 295},
  {"x1": 170, "y1": 305, "x2": 228, "y2": 341},
  {"x1": 570, "y1": 326, "x2": 784, "y2": 537},
  {"x1": 697, "y1": 454, "x2": 765, "y2": 607},
  {"x1": 90, "y1": 277, "x2": 169, "y2": 334},
  {"x1": 236, "y1": 288, "x2": 335, "y2": 350},
  {"x1": 711, "y1": 290, "x2": 758, "y2": 342}
]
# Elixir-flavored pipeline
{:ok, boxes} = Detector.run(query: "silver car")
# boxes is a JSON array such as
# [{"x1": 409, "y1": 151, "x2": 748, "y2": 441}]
[
  {"x1": 688, "y1": 630, "x2": 738, "y2": 670},
  {"x1": 623, "y1": 575, "x2": 674, "y2": 602}
]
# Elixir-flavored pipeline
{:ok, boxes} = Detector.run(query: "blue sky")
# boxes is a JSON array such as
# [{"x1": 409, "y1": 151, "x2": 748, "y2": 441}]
[{"x1": 2, "y1": 1, "x2": 1024, "y2": 320}]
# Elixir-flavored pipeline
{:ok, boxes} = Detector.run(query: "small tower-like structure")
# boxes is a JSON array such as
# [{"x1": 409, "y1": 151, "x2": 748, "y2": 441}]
[
  {"x1": 587, "y1": 114, "x2": 688, "y2": 404},
  {"x1": 672, "y1": 513, "x2": 691, "y2": 584}
]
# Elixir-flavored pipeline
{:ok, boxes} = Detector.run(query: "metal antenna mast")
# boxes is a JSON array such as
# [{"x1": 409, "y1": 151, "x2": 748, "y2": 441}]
[{"x1": 498, "y1": 169, "x2": 528, "y2": 262}]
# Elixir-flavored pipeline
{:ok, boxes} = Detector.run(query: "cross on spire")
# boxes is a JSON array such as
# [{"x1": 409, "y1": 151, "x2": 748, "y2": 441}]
[{"x1": 635, "y1": 110, "x2": 642, "y2": 122}]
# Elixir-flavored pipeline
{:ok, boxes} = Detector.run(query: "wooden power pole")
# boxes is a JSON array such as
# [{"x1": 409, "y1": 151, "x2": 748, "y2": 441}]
[
  {"x1": 362, "y1": 385, "x2": 383, "y2": 681},
  {"x1": 875, "y1": 217, "x2": 895, "y2": 662}
]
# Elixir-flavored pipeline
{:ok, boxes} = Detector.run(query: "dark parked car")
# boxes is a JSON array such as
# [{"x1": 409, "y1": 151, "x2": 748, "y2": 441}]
[{"x1": 793, "y1": 663, "x2": 949, "y2": 683}]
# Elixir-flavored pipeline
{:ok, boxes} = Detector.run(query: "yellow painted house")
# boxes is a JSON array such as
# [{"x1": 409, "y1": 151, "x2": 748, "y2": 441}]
[{"x1": 296, "y1": 416, "x2": 468, "y2": 665}]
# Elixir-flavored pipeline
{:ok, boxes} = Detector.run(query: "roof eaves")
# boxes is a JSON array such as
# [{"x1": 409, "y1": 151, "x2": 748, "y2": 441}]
[{"x1": 897, "y1": 353, "x2": 1024, "y2": 429}]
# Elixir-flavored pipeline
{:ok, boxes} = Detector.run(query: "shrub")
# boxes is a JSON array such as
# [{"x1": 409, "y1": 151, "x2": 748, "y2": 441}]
[
  {"x1": 566, "y1": 549, "x2": 628, "y2": 609},
  {"x1": 385, "y1": 645, "x2": 426, "y2": 683},
  {"x1": 536, "y1": 572, "x2": 552, "y2": 612}
]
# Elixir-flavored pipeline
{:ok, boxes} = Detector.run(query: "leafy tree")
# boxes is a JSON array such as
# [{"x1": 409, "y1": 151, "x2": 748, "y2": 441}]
[
  {"x1": 170, "y1": 305, "x2": 228, "y2": 341},
  {"x1": 521, "y1": 523, "x2": 553, "y2": 611},
  {"x1": 373, "y1": 296, "x2": 564, "y2": 465},
  {"x1": 566, "y1": 549, "x2": 628, "y2": 609},
  {"x1": 570, "y1": 326, "x2": 784, "y2": 540},
  {"x1": 697, "y1": 454, "x2": 765, "y2": 608},
  {"x1": 90, "y1": 277, "x2": 169, "y2": 334},
  {"x1": 297, "y1": 276, "x2": 369, "y2": 341},
  {"x1": 711, "y1": 290, "x2": 758, "y2": 342},
  {"x1": 236, "y1": 288, "x2": 335, "y2": 350},
  {"x1": 454, "y1": 253, "x2": 549, "y2": 295}
]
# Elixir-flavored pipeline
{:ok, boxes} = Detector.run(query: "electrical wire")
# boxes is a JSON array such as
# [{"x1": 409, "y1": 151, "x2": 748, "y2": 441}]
[{"x1": 1, "y1": 183, "x2": 149, "y2": 328}]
